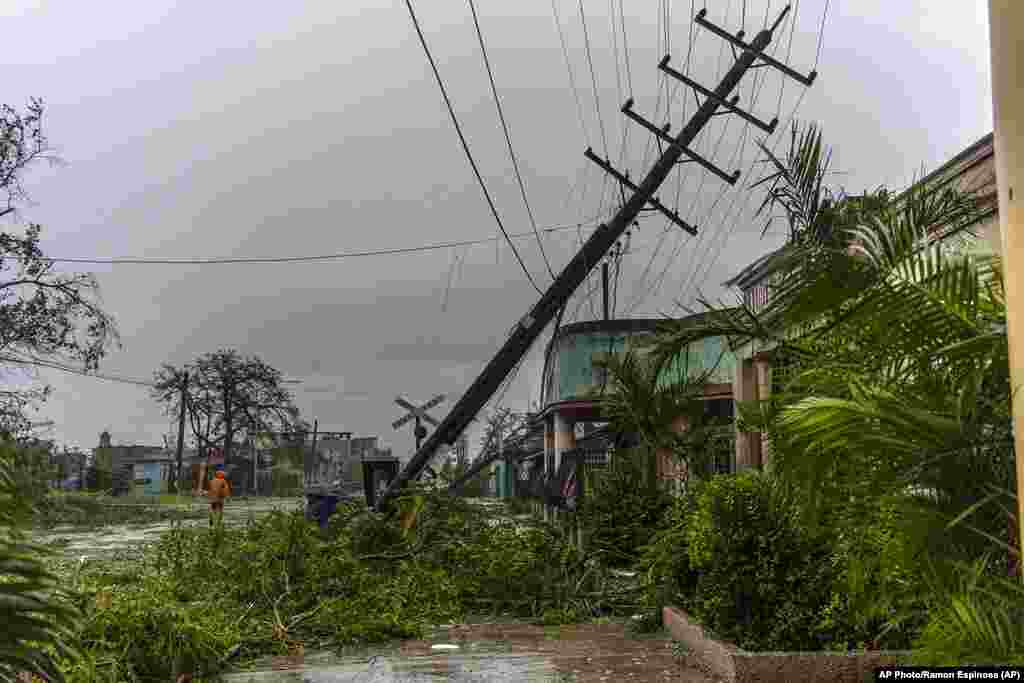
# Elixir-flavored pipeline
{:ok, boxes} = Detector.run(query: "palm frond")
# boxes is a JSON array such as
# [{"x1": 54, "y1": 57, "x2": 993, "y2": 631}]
[{"x1": 0, "y1": 441, "x2": 80, "y2": 682}]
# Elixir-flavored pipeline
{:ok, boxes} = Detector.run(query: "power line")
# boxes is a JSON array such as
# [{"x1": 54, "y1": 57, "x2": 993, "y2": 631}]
[
  {"x1": 628, "y1": 0, "x2": 781, "y2": 314},
  {"x1": 551, "y1": 0, "x2": 591, "y2": 147},
  {"x1": 815, "y1": 0, "x2": 830, "y2": 68},
  {"x1": 579, "y1": 0, "x2": 616, "y2": 238},
  {"x1": 690, "y1": 57, "x2": 817, "y2": 302},
  {"x1": 680, "y1": 0, "x2": 828, "y2": 307},
  {"x1": 468, "y1": 0, "x2": 556, "y2": 280},
  {"x1": 624, "y1": 0, "x2": 714, "y2": 311},
  {"x1": 578, "y1": 0, "x2": 611, "y2": 157},
  {"x1": 619, "y1": 0, "x2": 633, "y2": 99},
  {"x1": 667, "y1": 2, "x2": 784, "y2": 304},
  {"x1": 1, "y1": 353, "x2": 155, "y2": 388},
  {"x1": 28, "y1": 220, "x2": 602, "y2": 266},
  {"x1": 682, "y1": 86, "x2": 811, "y2": 309},
  {"x1": 776, "y1": 0, "x2": 800, "y2": 116},
  {"x1": 403, "y1": 0, "x2": 542, "y2": 295}
]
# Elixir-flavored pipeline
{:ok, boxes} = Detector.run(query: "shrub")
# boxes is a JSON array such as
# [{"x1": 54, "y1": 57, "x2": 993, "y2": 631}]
[
  {"x1": 638, "y1": 484, "x2": 701, "y2": 616},
  {"x1": 814, "y1": 494, "x2": 933, "y2": 651},
  {"x1": 683, "y1": 471, "x2": 835, "y2": 651},
  {"x1": 577, "y1": 448, "x2": 673, "y2": 568}
]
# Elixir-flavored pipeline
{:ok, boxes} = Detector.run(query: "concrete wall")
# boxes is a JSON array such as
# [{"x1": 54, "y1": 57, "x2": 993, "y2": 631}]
[{"x1": 542, "y1": 323, "x2": 736, "y2": 406}]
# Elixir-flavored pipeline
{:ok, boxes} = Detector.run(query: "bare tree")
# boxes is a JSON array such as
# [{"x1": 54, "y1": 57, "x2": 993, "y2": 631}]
[{"x1": 152, "y1": 349, "x2": 301, "y2": 465}]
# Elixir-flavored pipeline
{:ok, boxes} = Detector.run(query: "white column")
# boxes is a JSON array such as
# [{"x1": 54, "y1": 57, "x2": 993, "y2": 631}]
[{"x1": 553, "y1": 412, "x2": 575, "y2": 473}]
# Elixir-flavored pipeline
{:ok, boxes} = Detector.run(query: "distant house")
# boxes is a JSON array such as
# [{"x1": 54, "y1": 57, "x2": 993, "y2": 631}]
[{"x1": 94, "y1": 430, "x2": 206, "y2": 495}]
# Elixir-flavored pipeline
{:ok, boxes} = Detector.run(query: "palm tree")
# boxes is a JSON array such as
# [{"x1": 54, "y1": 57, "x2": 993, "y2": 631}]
[
  {"x1": 593, "y1": 347, "x2": 732, "y2": 487},
  {"x1": 0, "y1": 437, "x2": 80, "y2": 681},
  {"x1": 646, "y1": 122, "x2": 1019, "y2": 656}
]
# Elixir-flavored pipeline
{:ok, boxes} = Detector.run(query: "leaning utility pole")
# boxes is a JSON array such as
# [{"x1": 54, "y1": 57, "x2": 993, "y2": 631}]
[
  {"x1": 174, "y1": 371, "x2": 188, "y2": 491},
  {"x1": 602, "y1": 261, "x2": 610, "y2": 321},
  {"x1": 378, "y1": 4, "x2": 816, "y2": 511},
  {"x1": 986, "y1": 0, "x2": 1024, "y2": 573}
]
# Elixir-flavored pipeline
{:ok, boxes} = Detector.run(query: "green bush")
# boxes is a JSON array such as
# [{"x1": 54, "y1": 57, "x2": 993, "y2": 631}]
[
  {"x1": 638, "y1": 484, "x2": 701, "y2": 617},
  {"x1": 577, "y1": 448, "x2": 673, "y2": 568},
  {"x1": 814, "y1": 495, "x2": 933, "y2": 651},
  {"x1": 682, "y1": 471, "x2": 836, "y2": 651}
]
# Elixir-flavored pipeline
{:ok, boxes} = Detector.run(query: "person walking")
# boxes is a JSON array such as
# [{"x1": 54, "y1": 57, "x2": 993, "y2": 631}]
[{"x1": 207, "y1": 469, "x2": 231, "y2": 527}]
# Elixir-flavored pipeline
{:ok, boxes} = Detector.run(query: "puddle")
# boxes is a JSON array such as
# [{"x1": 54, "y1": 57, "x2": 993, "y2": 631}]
[{"x1": 223, "y1": 622, "x2": 713, "y2": 682}]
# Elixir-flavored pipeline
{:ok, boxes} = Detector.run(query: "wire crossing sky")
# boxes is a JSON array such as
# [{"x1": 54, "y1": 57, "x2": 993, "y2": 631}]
[{"x1": 0, "y1": 0, "x2": 995, "y2": 453}]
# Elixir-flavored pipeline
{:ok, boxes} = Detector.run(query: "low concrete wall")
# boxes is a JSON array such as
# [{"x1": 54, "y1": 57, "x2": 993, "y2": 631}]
[{"x1": 663, "y1": 605, "x2": 909, "y2": 683}]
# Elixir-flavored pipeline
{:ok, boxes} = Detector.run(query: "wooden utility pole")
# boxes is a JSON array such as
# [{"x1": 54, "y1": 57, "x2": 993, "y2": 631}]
[
  {"x1": 602, "y1": 262, "x2": 610, "y2": 321},
  {"x1": 987, "y1": 0, "x2": 1024, "y2": 573},
  {"x1": 310, "y1": 418, "x2": 319, "y2": 474},
  {"x1": 379, "y1": 4, "x2": 816, "y2": 511},
  {"x1": 174, "y1": 371, "x2": 188, "y2": 491}
]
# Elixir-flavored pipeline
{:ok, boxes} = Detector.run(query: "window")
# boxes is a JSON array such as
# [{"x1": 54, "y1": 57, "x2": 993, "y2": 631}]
[{"x1": 704, "y1": 398, "x2": 734, "y2": 419}]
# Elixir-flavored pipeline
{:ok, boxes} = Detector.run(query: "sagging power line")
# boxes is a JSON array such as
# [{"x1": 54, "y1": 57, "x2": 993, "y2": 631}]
[
  {"x1": 404, "y1": 0, "x2": 543, "y2": 295},
  {"x1": 379, "y1": 2, "x2": 819, "y2": 511},
  {"x1": 25, "y1": 219, "x2": 603, "y2": 266}
]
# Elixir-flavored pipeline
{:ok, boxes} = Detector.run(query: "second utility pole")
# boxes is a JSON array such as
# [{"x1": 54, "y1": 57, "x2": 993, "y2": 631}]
[{"x1": 175, "y1": 371, "x2": 188, "y2": 492}]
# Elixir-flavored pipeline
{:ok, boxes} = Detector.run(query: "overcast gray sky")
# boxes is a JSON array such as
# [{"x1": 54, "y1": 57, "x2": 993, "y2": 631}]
[{"x1": 1, "y1": 0, "x2": 994, "y2": 457}]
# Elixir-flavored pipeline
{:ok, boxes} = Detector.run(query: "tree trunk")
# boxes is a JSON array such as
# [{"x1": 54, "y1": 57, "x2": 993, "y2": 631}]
[{"x1": 223, "y1": 394, "x2": 233, "y2": 465}]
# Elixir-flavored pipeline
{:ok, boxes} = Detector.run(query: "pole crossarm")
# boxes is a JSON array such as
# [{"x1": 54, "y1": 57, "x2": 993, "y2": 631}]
[
  {"x1": 376, "y1": 3, "x2": 816, "y2": 512},
  {"x1": 621, "y1": 98, "x2": 742, "y2": 185},
  {"x1": 694, "y1": 5, "x2": 817, "y2": 87},
  {"x1": 585, "y1": 148, "x2": 697, "y2": 234},
  {"x1": 657, "y1": 57, "x2": 778, "y2": 134}
]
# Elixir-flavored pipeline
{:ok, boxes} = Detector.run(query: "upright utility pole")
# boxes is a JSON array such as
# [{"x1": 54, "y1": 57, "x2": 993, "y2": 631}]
[
  {"x1": 175, "y1": 371, "x2": 188, "y2": 491},
  {"x1": 986, "y1": 0, "x2": 1024, "y2": 573},
  {"x1": 379, "y1": 4, "x2": 816, "y2": 511},
  {"x1": 602, "y1": 262, "x2": 610, "y2": 321},
  {"x1": 310, "y1": 417, "x2": 319, "y2": 474}
]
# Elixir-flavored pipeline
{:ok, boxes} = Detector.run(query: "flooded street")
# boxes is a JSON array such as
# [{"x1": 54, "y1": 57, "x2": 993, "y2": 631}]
[
  {"x1": 33, "y1": 496, "x2": 302, "y2": 560},
  {"x1": 223, "y1": 622, "x2": 713, "y2": 682}
]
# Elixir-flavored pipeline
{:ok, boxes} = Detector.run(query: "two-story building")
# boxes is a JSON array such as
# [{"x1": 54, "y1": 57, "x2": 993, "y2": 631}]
[{"x1": 723, "y1": 132, "x2": 999, "y2": 471}]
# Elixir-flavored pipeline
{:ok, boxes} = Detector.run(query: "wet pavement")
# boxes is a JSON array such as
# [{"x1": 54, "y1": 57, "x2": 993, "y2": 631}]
[
  {"x1": 33, "y1": 496, "x2": 302, "y2": 560},
  {"x1": 222, "y1": 622, "x2": 715, "y2": 682}
]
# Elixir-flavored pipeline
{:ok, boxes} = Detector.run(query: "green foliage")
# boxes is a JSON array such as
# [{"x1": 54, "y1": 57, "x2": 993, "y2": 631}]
[
  {"x1": 814, "y1": 495, "x2": 932, "y2": 650},
  {"x1": 0, "y1": 439, "x2": 81, "y2": 682},
  {"x1": 911, "y1": 557, "x2": 1024, "y2": 666},
  {"x1": 577, "y1": 448, "x2": 673, "y2": 568},
  {"x1": 644, "y1": 122, "x2": 1016, "y2": 661},
  {"x1": 637, "y1": 485, "x2": 701, "y2": 615},
  {"x1": 55, "y1": 487, "x2": 634, "y2": 680},
  {"x1": 3, "y1": 439, "x2": 57, "y2": 507},
  {"x1": 681, "y1": 472, "x2": 835, "y2": 651}
]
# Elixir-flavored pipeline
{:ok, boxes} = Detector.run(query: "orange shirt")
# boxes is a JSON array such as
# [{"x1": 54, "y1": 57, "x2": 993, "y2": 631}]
[{"x1": 208, "y1": 477, "x2": 231, "y2": 500}]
